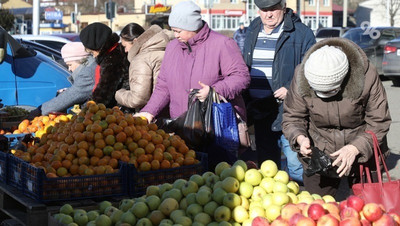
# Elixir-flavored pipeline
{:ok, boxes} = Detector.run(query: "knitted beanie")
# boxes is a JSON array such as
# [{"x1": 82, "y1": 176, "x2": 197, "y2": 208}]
[
  {"x1": 168, "y1": 1, "x2": 203, "y2": 31},
  {"x1": 61, "y1": 42, "x2": 89, "y2": 62},
  {"x1": 80, "y1": 22, "x2": 112, "y2": 51},
  {"x1": 304, "y1": 45, "x2": 349, "y2": 92}
]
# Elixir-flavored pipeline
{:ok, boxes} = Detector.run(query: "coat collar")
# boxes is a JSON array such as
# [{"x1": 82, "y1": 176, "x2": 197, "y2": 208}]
[
  {"x1": 179, "y1": 21, "x2": 210, "y2": 51},
  {"x1": 296, "y1": 38, "x2": 367, "y2": 100}
]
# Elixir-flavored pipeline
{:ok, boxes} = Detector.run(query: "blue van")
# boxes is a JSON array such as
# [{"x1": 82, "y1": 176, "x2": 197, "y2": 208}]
[{"x1": 0, "y1": 26, "x2": 71, "y2": 108}]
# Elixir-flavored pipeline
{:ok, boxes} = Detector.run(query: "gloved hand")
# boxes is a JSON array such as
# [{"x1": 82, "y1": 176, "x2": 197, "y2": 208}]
[{"x1": 27, "y1": 106, "x2": 42, "y2": 120}]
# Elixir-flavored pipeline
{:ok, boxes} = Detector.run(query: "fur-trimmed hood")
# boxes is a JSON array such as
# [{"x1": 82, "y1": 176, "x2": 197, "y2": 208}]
[{"x1": 296, "y1": 38, "x2": 369, "y2": 100}]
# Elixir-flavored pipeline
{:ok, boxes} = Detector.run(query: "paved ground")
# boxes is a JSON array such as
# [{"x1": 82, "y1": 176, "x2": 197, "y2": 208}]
[{"x1": 240, "y1": 79, "x2": 400, "y2": 201}]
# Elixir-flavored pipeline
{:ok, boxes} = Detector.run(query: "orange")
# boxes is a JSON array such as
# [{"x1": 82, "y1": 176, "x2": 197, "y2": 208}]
[
  {"x1": 95, "y1": 139, "x2": 106, "y2": 149},
  {"x1": 120, "y1": 155, "x2": 130, "y2": 163},
  {"x1": 94, "y1": 132, "x2": 104, "y2": 141},
  {"x1": 171, "y1": 162, "x2": 180, "y2": 168},
  {"x1": 153, "y1": 151, "x2": 164, "y2": 162},
  {"x1": 115, "y1": 132, "x2": 127, "y2": 143},
  {"x1": 137, "y1": 155, "x2": 149, "y2": 164},
  {"x1": 145, "y1": 143, "x2": 155, "y2": 154},
  {"x1": 139, "y1": 162, "x2": 151, "y2": 171},
  {"x1": 113, "y1": 142, "x2": 124, "y2": 150},
  {"x1": 183, "y1": 157, "x2": 195, "y2": 165},
  {"x1": 93, "y1": 148, "x2": 104, "y2": 158},
  {"x1": 76, "y1": 149, "x2": 88, "y2": 158},
  {"x1": 62, "y1": 159, "x2": 72, "y2": 169},
  {"x1": 160, "y1": 160, "x2": 171, "y2": 169},
  {"x1": 134, "y1": 148, "x2": 145, "y2": 157},
  {"x1": 105, "y1": 135, "x2": 116, "y2": 146},
  {"x1": 78, "y1": 156, "x2": 90, "y2": 165},
  {"x1": 105, "y1": 115, "x2": 117, "y2": 124},
  {"x1": 111, "y1": 150, "x2": 122, "y2": 160},
  {"x1": 119, "y1": 120, "x2": 128, "y2": 128},
  {"x1": 151, "y1": 160, "x2": 160, "y2": 170},
  {"x1": 109, "y1": 158, "x2": 118, "y2": 169},
  {"x1": 51, "y1": 160, "x2": 62, "y2": 170},
  {"x1": 128, "y1": 142, "x2": 138, "y2": 152},
  {"x1": 138, "y1": 139, "x2": 148, "y2": 148},
  {"x1": 90, "y1": 156, "x2": 100, "y2": 166},
  {"x1": 132, "y1": 131, "x2": 142, "y2": 142},
  {"x1": 78, "y1": 164, "x2": 89, "y2": 175}
]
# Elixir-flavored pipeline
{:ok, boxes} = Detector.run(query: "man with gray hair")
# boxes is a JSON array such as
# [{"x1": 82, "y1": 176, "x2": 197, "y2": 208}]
[{"x1": 242, "y1": 0, "x2": 315, "y2": 183}]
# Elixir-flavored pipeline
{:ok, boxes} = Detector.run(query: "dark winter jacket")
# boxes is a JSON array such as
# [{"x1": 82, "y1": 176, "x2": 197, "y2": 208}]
[
  {"x1": 233, "y1": 27, "x2": 247, "y2": 52},
  {"x1": 242, "y1": 8, "x2": 315, "y2": 131},
  {"x1": 282, "y1": 38, "x2": 391, "y2": 168},
  {"x1": 92, "y1": 33, "x2": 129, "y2": 108}
]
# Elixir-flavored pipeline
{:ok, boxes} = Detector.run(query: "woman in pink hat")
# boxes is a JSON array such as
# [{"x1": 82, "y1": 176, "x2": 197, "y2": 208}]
[{"x1": 28, "y1": 42, "x2": 97, "y2": 117}]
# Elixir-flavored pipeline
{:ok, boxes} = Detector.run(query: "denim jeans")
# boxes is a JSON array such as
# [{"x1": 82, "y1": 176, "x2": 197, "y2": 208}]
[{"x1": 279, "y1": 135, "x2": 303, "y2": 183}]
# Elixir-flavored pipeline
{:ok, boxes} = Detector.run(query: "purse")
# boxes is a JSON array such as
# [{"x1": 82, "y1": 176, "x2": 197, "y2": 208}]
[{"x1": 352, "y1": 130, "x2": 400, "y2": 214}]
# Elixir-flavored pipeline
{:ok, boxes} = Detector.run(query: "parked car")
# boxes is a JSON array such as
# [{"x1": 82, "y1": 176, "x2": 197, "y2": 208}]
[
  {"x1": 315, "y1": 27, "x2": 349, "y2": 42},
  {"x1": 50, "y1": 33, "x2": 81, "y2": 42},
  {"x1": 382, "y1": 37, "x2": 400, "y2": 86},
  {"x1": 14, "y1": 38, "x2": 67, "y2": 69},
  {"x1": 0, "y1": 27, "x2": 71, "y2": 108},
  {"x1": 11, "y1": 34, "x2": 71, "y2": 52},
  {"x1": 342, "y1": 27, "x2": 400, "y2": 75}
]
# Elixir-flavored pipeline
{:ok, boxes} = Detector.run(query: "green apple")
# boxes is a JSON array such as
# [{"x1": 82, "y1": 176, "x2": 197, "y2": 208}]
[
  {"x1": 173, "y1": 179, "x2": 187, "y2": 190},
  {"x1": 86, "y1": 221, "x2": 96, "y2": 226},
  {"x1": 198, "y1": 185, "x2": 212, "y2": 193},
  {"x1": 240, "y1": 196, "x2": 250, "y2": 210},
  {"x1": 166, "y1": 188, "x2": 183, "y2": 202},
  {"x1": 95, "y1": 214, "x2": 112, "y2": 226},
  {"x1": 59, "y1": 214, "x2": 74, "y2": 225},
  {"x1": 159, "y1": 183, "x2": 173, "y2": 197},
  {"x1": 192, "y1": 221, "x2": 205, "y2": 226},
  {"x1": 223, "y1": 193, "x2": 241, "y2": 209},
  {"x1": 248, "y1": 200, "x2": 263, "y2": 210},
  {"x1": 272, "y1": 181, "x2": 288, "y2": 193},
  {"x1": 230, "y1": 165, "x2": 245, "y2": 182},
  {"x1": 260, "y1": 160, "x2": 278, "y2": 178},
  {"x1": 146, "y1": 195, "x2": 161, "y2": 211},
  {"x1": 271, "y1": 192, "x2": 290, "y2": 206},
  {"x1": 175, "y1": 216, "x2": 192, "y2": 226},
  {"x1": 287, "y1": 192, "x2": 299, "y2": 204},
  {"x1": 67, "y1": 223, "x2": 78, "y2": 226},
  {"x1": 232, "y1": 206, "x2": 249, "y2": 223},
  {"x1": 311, "y1": 193, "x2": 322, "y2": 200},
  {"x1": 148, "y1": 210, "x2": 165, "y2": 225},
  {"x1": 215, "y1": 162, "x2": 231, "y2": 176},
  {"x1": 60, "y1": 204, "x2": 74, "y2": 216},
  {"x1": 221, "y1": 177, "x2": 240, "y2": 193},
  {"x1": 110, "y1": 209, "x2": 124, "y2": 224},
  {"x1": 214, "y1": 206, "x2": 231, "y2": 222},
  {"x1": 244, "y1": 169, "x2": 262, "y2": 186},
  {"x1": 186, "y1": 192, "x2": 197, "y2": 205},
  {"x1": 219, "y1": 168, "x2": 232, "y2": 181},
  {"x1": 160, "y1": 219, "x2": 174, "y2": 225},
  {"x1": 213, "y1": 181, "x2": 223, "y2": 190},
  {"x1": 170, "y1": 209, "x2": 186, "y2": 222},
  {"x1": 265, "y1": 204, "x2": 281, "y2": 222},
  {"x1": 186, "y1": 203, "x2": 203, "y2": 219},
  {"x1": 73, "y1": 209, "x2": 87, "y2": 216},
  {"x1": 297, "y1": 194, "x2": 314, "y2": 204},
  {"x1": 249, "y1": 206, "x2": 265, "y2": 218},
  {"x1": 233, "y1": 159, "x2": 247, "y2": 171},
  {"x1": 204, "y1": 201, "x2": 219, "y2": 216},
  {"x1": 146, "y1": 185, "x2": 160, "y2": 197},
  {"x1": 202, "y1": 171, "x2": 215, "y2": 182},
  {"x1": 218, "y1": 221, "x2": 232, "y2": 226},
  {"x1": 287, "y1": 181, "x2": 300, "y2": 195},
  {"x1": 119, "y1": 199, "x2": 134, "y2": 212},
  {"x1": 98, "y1": 201, "x2": 112, "y2": 214},
  {"x1": 242, "y1": 219, "x2": 253, "y2": 226},
  {"x1": 205, "y1": 174, "x2": 220, "y2": 188},
  {"x1": 130, "y1": 201, "x2": 149, "y2": 218},
  {"x1": 273, "y1": 170, "x2": 290, "y2": 184},
  {"x1": 212, "y1": 187, "x2": 227, "y2": 205},
  {"x1": 181, "y1": 180, "x2": 199, "y2": 196},
  {"x1": 104, "y1": 206, "x2": 117, "y2": 217},
  {"x1": 179, "y1": 197, "x2": 188, "y2": 210},
  {"x1": 260, "y1": 177, "x2": 275, "y2": 193},
  {"x1": 194, "y1": 212, "x2": 212, "y2": 225},
  {"x1": 261, "y1": 194, "x2": 273, "y2": 209},
  {"x1": 251, "y1": 186, "x2": 267, "y2": 202},
  {"x1": 87, "y1": 210, "x2": 99, "y2": 222},
  {"x1": 53, "y1": 213, "x2": 64, "y2": 222},
  {"x1": 136, "y1": 218, "x2": 152, "y2": 226},
  {"x1": 190, "y1": 174, "x2": 205, "y2": 187},
  {"x1": 120, "y1": 211, "x2": 136, "y2": 225},
  {"x1": 159, "y1": 198, "x2": 179, "y2": 216},
  {"x1": 322, "y1": 194, "x2": 336, "y2": 203},
  {"x1": 196, "y1": 189, "x2": 212, "y2": 206},
  {"x1": 238, "y1": 181, "x2": 253, "y2": 198}
]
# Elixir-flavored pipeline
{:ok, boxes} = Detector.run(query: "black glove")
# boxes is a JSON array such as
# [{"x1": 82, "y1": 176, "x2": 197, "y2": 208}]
[{"x1": 27, "y1": 106, "x2": 42, "y2": 120}]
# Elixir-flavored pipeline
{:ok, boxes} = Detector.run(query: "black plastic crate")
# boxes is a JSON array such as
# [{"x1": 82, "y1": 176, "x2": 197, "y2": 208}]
[
  {"x1": 0, "y1": 151, "x2": 7, "y2": 183},
  {"x1": 7, "y1": 155, "x2": 129, "y2": 203},
  {"x1": 7, "y1": 154, "x2": 25, "y2": 191},
  {"x1": 128, "y1": 152, "x2": 208, "y2": 197}
]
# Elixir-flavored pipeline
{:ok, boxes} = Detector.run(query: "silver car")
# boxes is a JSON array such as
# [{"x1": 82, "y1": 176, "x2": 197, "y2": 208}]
[{"x1": 383, "y1": 37, "x2": 400, "y2": 86}]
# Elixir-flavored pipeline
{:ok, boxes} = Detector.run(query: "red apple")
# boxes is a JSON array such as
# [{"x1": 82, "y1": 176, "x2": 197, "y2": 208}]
[
  {"x1": 389, "y1": 212, "x2": 400, "y2": 225},
  {"x1": 323, "y1": 202, "x2": 340, "y2": 215},
  {"x1": 297, "y1": 216, "x2": 316, "y2": 226},
  {"x1": 340, "y1": 217, "x2": 362, "y2": 226},
  {"x1": 289, "y1": 213, "x2": 306, "y2": 226},
  {"x1": 316, "y1": 213, "x2": 340, "y2": 226},
  {"x1": 346, "y1": 195, "x2": 365, "y2": 212},
  {"x1": 339, "y1": 200, "x2": 348, "y2": 211},
  {"x1": 340, "y1": 207, "x2": 360, "y2": 220},
  {"x1": 373, "y1": 213, "x2": 397, "y2": 226},
  {"x1": 281, "y1": 203, "x2": 301, "y2": 221},
  {"x1": 360, "y1": 219, "x2": 371, "y2": 226},
  {"x1": 252, "y1": 216, "x2": 270, "y2": 226},
  {"x1": 362, "y1": 203, "x2": 383, "y2": 222},
  {"x1": 271, "y1": 217, "x2": 289, "y2": 226},
  {"x1": 308, "y1": 203, "x2": 327, "y2": 221},
  {"x1": 311, "y1": 199, "x2": 325, "y2": 205}
]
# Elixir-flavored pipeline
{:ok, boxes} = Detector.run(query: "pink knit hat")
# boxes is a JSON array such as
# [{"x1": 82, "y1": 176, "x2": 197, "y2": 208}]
[{"x1": 61, "y1": 42, "x2": 89, "y2": 62}]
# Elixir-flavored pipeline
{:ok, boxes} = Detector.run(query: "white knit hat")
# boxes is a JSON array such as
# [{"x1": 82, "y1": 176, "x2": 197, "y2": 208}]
[{"x1": 304, "y1": 45, "x2": 349, "y2": 92}]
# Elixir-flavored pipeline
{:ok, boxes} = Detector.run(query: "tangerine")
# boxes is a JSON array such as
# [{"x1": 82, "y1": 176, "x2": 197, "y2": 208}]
[
  {"x1": 160, "y1": 160, "x2": 171, "y2": 169},
  {"x1": 139, "y1": 162, "x2": 151, "y2": 171},
  {"x1": 115, "y1": 132, "x2": 127, "y2": 143},
  {"x1": 151, "y1": 160, "x2": 160, "y2": 170}
]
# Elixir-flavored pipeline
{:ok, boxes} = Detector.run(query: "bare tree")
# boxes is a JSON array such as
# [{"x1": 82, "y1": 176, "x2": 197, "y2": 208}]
[{"x1": 382, "y1": 0, "x2": 400, "y2": 26}]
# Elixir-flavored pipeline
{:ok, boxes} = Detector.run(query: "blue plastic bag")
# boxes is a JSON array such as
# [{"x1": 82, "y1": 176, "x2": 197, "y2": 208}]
[{"x1": 212, "y1": 96, "x2": 240, "y2": 153}]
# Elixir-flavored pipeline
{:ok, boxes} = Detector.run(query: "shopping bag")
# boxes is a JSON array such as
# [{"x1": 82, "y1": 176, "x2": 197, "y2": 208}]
[
  {"x1": 211, "y1": 89, "x2": 240, "y2": 153},
  {"x1": 352, "y1": 130, "x2": 400, "y2": 214},
  {"x1": 304, "y1": 147, "x2": 339, "y2": 178}
]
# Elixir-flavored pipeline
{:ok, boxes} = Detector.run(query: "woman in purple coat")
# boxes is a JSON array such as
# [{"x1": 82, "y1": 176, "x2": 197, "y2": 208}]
[{"x1": 135, "y1": 1, "x2": 250, "y2": 168}]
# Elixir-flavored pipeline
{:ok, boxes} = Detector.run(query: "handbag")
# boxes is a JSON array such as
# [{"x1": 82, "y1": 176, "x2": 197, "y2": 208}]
[{"x1": 352, "y1": 130, "x2": 400, "y2": 214}]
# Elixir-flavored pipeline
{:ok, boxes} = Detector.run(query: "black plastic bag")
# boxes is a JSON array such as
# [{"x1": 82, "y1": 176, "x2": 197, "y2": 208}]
[
  {"x1": 304, "y1": 147, "x2": 339, "y2": 178},
  {"x1": 157, "y1": 89, "x2": 213, "y2": 150}
]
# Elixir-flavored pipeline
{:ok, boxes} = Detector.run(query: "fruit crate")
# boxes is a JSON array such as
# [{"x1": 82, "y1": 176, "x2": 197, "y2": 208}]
[
  {"x1": 128, "y1": 152, "x2": 208, "y2": 197},
  {"x1": 4, "y1": 133, "x2": 35, "y2": 149},
  {"x1": 0, "y1": 151, "x2": 7, "y2": 184},
  {"x1": 7, "y1": 154, "x2": 130, "y2": 203}
]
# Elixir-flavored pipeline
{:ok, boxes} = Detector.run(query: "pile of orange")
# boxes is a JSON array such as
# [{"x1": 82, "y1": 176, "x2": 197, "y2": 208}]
[
  {"x1": 12, "y1": 101, "x2": 199, "y2": 178},
  {"x1": 12, "y1": 114, "x2": 71, "y2": 138}
]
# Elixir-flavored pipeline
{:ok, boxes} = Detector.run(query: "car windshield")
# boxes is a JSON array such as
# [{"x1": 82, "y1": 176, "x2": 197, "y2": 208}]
[
  {"x1": 316, "y1": 29, "x2": 340, "y2": 38},
  {"x1": 343, "y1": 29, "x2": 374, "y2": 46}
]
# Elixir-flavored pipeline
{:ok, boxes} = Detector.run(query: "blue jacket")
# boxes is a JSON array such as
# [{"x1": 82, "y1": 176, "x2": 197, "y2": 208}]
[
  {"x1": 242, "y1": 8, "x2": 315, "y2": 131},
  {"x1": 233, "y1": 27, "x2": 247, "y2": 53}
]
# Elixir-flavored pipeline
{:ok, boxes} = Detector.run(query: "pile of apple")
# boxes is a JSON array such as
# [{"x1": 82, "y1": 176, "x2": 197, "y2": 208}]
[
  {"x1": 51, "y1": 159, "x2": 341, "y2": 226},
  {"x1": 253, "y1": 194, "x2": 400, "y2": 226}
]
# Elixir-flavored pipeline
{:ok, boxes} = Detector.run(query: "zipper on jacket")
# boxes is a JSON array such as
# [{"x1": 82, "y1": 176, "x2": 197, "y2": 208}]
[{"x1": 185, "y1": 42, "x2": 192, "y2": 53}]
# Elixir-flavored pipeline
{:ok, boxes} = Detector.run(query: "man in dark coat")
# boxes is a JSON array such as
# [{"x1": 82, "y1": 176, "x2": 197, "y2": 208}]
[{"x1": 242, "y1": 0, "x2": 315, "y2": 183}]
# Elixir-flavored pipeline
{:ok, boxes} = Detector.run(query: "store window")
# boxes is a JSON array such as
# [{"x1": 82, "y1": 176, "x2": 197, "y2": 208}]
[
  {"x1": 303, "y1": 16, "x2": 329, "y2": 31},
  {"x1": 210, "y1": 15, "x2": 241, "y2": 30},
  {"x1": 309, "y1": 0, "x2": 315, "y2": 6},
  {"x1": 323, "y1": 0, "x2": 329, "y2": 6},
  {"x1": 231, "y1": 0, "x2": 238, "y2": 3}
]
